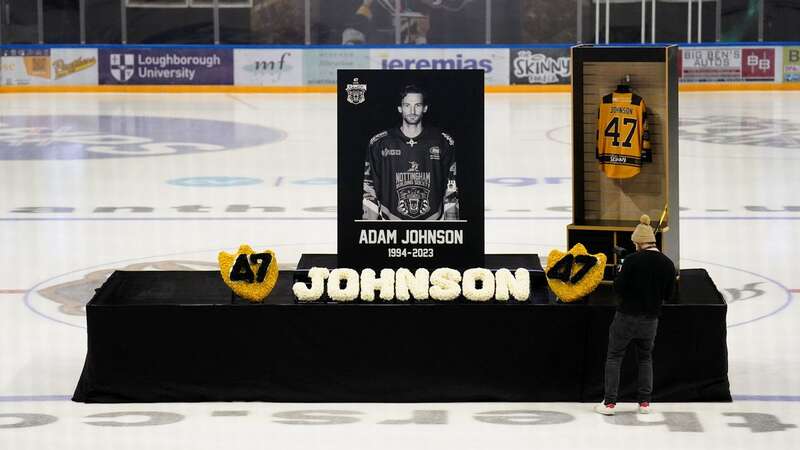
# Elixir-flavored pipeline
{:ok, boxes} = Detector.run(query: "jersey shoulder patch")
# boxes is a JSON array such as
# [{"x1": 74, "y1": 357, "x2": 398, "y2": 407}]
[
  {"x1": 369, "y1": 131, "x2": 388, "y2": 146},
  {"x1": 441, "y1": 132, "x2": 455, "y2": 146}
]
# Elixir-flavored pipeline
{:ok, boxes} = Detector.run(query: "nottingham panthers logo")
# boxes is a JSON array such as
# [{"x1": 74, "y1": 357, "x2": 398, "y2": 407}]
[
  {"x1": 397, "y1": 186, "x2": 431, "y2": 218},
  {"x1": 346, "y1": 78, "x2": 367, "y2": 105}
]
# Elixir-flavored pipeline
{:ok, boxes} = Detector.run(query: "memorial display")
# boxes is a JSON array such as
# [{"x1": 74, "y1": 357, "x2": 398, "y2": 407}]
[{"x1": 73, "y1": 59, "x2": 729, "y2": 405}]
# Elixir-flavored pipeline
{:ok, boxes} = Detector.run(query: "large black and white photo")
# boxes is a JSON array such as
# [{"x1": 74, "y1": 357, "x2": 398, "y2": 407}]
[
  {"x1": 362, "y1": 83, "x2": 459, "y2": 220},
  {"x1": 338, "y1": 69, "x2": 484, "y2": 270}
]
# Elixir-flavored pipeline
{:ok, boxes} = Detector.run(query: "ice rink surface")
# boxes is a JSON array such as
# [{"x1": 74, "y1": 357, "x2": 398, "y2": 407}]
[{"x1": 1, "y1": 91, "x2": 798, "y2": 449}]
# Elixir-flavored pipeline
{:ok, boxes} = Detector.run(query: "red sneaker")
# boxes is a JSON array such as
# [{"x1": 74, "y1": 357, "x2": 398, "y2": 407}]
[
  {"x1": 638, "y1": 402, "x2": 651, "y2": 414},
  {"x1": 594, "y1": 402, "x2": 616, "y2": 415}
]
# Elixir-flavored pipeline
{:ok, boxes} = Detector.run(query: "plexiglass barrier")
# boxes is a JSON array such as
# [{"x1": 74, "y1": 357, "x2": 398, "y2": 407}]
[{"x1": 0, "y1": 0, "x2": 796, "y2": 45}]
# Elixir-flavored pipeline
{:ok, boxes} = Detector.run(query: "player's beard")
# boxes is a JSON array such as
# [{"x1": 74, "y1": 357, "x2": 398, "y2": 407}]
[{"x1": 403, "y1": 114, "x2": 422, "y2": 125}]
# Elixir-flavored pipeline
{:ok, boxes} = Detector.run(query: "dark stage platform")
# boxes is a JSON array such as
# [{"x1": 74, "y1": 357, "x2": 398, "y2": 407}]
[{"x1": 73, "y1": 256, "x2": 730, "y2": 403}]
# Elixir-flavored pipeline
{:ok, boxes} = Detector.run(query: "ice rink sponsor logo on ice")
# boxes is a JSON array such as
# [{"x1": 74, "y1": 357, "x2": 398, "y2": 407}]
[
  {"x1": 167, "y1": 177, "x2": 264, "y2": 187},
  {"x1": 0, "y1": 115, "x2": 285, "y2": 160},
  {"x1": 0, "y1": 408, "x2": 796, "y2": 432},
  {"x1": 679, "y1": 116, "x2": 800, "y2": 148},
  {"x1": 26, "y1": 245, "x2": 321, "y2": 327},
  {"x1": 29, "y1": 260, "x2": 219, "y2": 328}
]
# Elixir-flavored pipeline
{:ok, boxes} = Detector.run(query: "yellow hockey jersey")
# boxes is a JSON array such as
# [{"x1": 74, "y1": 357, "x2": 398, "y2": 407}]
[{"x1": 596, "y1": 90, "x2": 651, "y2": 179}]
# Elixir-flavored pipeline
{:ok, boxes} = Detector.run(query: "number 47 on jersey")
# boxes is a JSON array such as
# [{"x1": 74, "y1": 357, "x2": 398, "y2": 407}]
[{"x1": 596, "y1": 91, "x2": 651, "y2": 179}]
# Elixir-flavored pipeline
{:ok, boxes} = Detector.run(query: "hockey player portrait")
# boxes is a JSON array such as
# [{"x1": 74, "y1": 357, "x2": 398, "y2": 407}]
[
  {"x1": 362, "y1": 85, "x2": 459, "y2": 220},
  {"x1": 337, "y1": 69, "x2": 483, "y2": 269}
]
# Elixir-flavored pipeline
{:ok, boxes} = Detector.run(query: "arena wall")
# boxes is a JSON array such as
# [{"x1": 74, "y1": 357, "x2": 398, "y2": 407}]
[{"x1": 1, "y1": 43, "x2": 798, "y2": 92}]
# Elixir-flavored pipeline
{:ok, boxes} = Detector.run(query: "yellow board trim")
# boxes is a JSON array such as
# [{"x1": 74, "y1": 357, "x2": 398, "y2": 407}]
[
  {"x1": 679, "y1": 82, "x2": 800, "y2": 91},
  {"x1": 486, "y1": 85, "x2": 572, "y2": 93},
  {"x1": 0, "y1": 85, "x2": 338, "y2": 94},
  {"x1": 567, "y1": 223, "x2": 670, "y2": 232},
  {"x1": 1, "y1": 82, "x2": 799, "y2": 94},
  {"x1": 0, "y1": 84, "x2": 570, "y2": 94}
]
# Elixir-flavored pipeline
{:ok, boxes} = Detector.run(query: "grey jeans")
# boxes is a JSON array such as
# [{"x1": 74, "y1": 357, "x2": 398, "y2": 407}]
[{"x1": 603, "y1": 311, "x2": 659, "y2": 404}]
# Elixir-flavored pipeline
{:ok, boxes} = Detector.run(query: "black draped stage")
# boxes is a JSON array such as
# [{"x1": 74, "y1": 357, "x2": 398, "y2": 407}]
[{"x1": 72, "y1": 256, "x2": 730, "y2": 403}]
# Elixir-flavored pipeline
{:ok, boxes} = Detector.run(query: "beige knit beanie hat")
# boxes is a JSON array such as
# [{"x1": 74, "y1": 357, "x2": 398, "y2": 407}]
[{"x1": 631, "y1": 214, "x2": 656, "y2": 244}]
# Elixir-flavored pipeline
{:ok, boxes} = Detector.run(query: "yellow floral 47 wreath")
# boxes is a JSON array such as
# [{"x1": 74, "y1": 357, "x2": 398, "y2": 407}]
[
  {"x1": 218, "y1": 245, "x2": 279, "y2": 303},
  {"x1": 545, "y1": 243, "x2": 606, "y2": 302}
]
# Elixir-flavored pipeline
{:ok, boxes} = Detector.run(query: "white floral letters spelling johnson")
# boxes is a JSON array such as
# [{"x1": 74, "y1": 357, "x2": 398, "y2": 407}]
[{"x1": 293, "y1": 267, "x2": 530, "y2": 302}]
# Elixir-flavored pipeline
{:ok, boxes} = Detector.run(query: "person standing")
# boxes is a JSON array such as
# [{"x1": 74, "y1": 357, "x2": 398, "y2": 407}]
[{"x1": 595, "y1": 214, "x2": 676, "y2": 415}]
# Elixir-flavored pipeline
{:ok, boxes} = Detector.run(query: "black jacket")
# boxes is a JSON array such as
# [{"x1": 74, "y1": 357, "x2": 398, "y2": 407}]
[
  {"x1": 613, "y1": 249, "x2": 676, "y2": 317},
  {"x1": 362, "y1": 126, "x2": 458, "y2": 220}
]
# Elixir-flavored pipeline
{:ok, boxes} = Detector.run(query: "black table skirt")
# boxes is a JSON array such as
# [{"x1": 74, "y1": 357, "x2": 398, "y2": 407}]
[{"x1": 72, "y1": 263, "x2": 730, "y2": 403}]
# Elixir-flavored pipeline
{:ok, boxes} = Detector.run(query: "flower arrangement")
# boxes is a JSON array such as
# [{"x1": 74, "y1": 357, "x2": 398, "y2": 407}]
[
  {"x1": 218, "y1": 245, "x2": 279, "y2": 303},
  {"x1": 360, "y1": 268, "x2": 396, "y2": 301},
  {"x1": 292, "y1": 267, "x2": 530, "y2": 303},
  {"x1": 395, "y1": 268, "x2": 430, "y2": 301},
  {"x1": 293, "y1": 267, "x2": 329, "y2": 302},
  {"x1": 494, "y1": 268, "x2": 530, "y2": 301},
  {"x1": 327, "y1": 268, "x2": 360, "y2": 302},
  {"x1": 461, "y1": 268, "x2": 495, "y2": 302},
  {"x1": 429, "y1": 268, "x2": 462, "y2": 301},
  {"x1": 545, "y1": 243, "x2": 606, "y2": 302}
]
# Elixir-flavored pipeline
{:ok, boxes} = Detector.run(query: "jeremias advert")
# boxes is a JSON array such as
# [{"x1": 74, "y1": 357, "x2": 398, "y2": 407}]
[{"x1": 99, "y1": 48, "x2": 233, "y2": 85}]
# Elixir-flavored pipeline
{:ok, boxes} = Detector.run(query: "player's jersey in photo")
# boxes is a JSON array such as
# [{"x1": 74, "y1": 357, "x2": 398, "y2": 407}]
[
  {"x1": 363, "y1": 126, "x2": 459, "y2": 220},
  {"x1": 596, "y1": 90, "x2": 651, "y2": 179}
]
